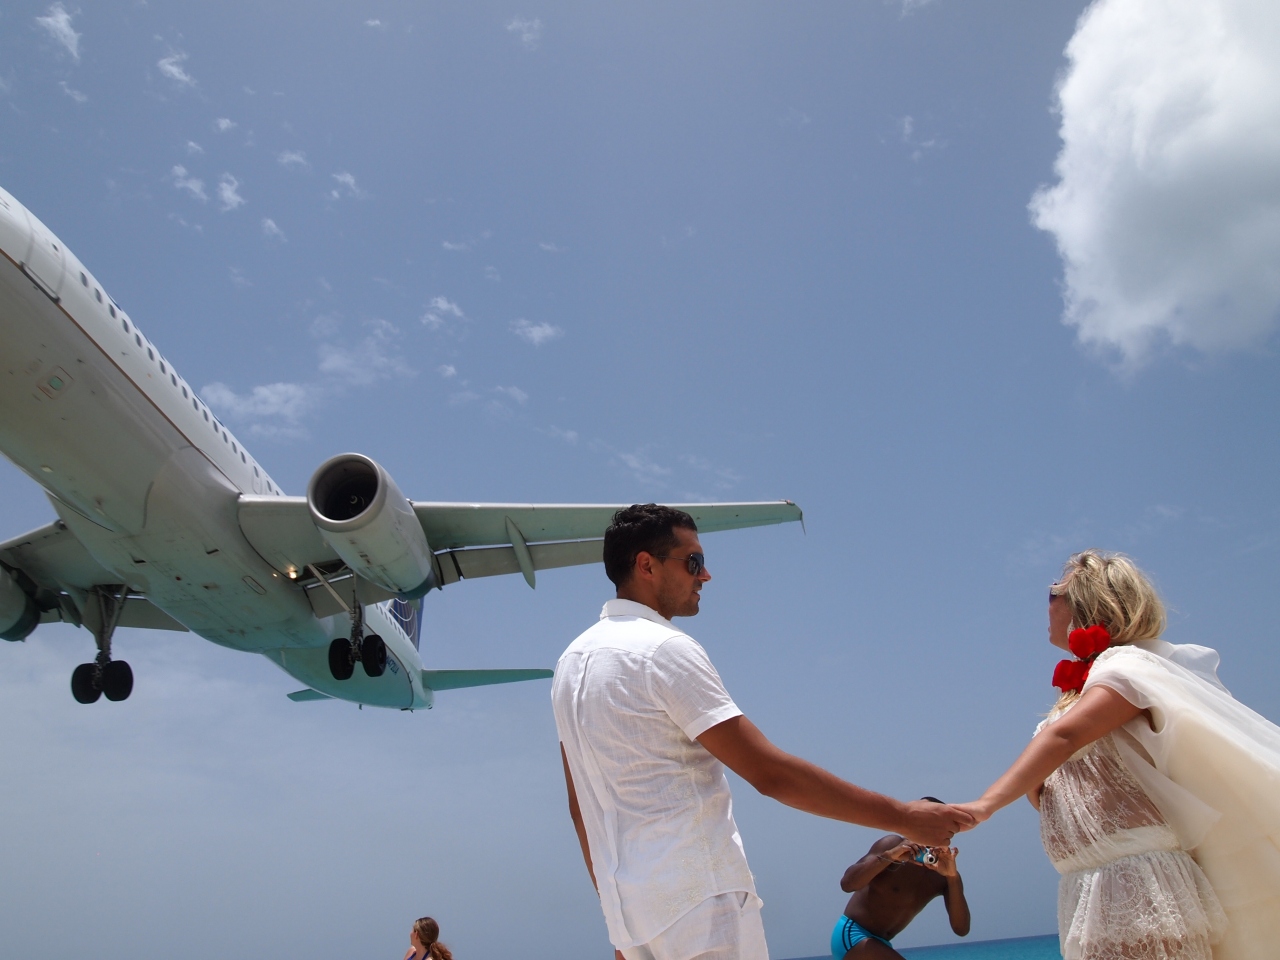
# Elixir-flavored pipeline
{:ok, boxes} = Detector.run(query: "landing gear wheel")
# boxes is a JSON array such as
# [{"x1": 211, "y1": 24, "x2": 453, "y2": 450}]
[
  {"x1": 71, "y1": 663, "x2": 101, "y2": 704},
  {"x1": 329, "y1": 638, "x2": 355, "y2": 681},
  {"x1": 361, "y1": 634, "x2": 386, "y2": 677},
  {"x1": 102, "y1": 660, "x2": 133, "y2": 701}
]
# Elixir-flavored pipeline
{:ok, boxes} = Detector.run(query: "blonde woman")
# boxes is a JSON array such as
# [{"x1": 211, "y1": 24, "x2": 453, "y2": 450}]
[{"x1": 958, "y1": 550, "x2": 1280, "y2": 960}]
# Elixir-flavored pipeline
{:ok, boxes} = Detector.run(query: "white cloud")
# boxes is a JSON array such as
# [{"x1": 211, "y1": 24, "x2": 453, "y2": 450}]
[
  {"x1": 539, "y1": 241, "x2": 565, "y2": 252},
  {"x1": 157, "y1": 52, "x2": 196, "y2": 87},
  {"x1": 365, "y1": 19, "x2": 384, "y2": 27},
  {"x1": 1032, "y1": 0, "x2": 1280, "y2": 362},
  {"x1": 330, "y1": 171, "x2": 366, "y2": 199},
  {"x1": 217, "y1": 174, "x2": 245, "y2": 212},
  {"x1": 58, "y1": 81, "x2": 86, "y2": 103},
  {"x1": 421, "y1": 296, "x2": 465, "y2": 330},
  {"x1": 616, "y1": 450, "x2": 672, "y2": 487},
  {"x1": 229, "y1": 266, "x2": 251, "y2": 288},
  {"x1": 186, "y1": 140, "x2": 204, "y2": 155},
  {"x1": 437, "y1": 364, "x2": 457, "y2": 378},
  {"x1": 277, "y1": 150, "x2": 308, "y2": 168},
  {"x1": 494, "y1": 385, "x2": 529, "y2": 405},
  {"x1": 213, "y1": 117, "x2": 236, "y2": 133},
  {"x1": 169, "y1": 165, "x2": 207, "y2": 202},
  {"x1": 547, "y1": 425, "x2": 578, "y2": 445},
  {"x1": 442, "y1": 240, "x2": 469, "y2": 252},
  {"x1": 261, "y1": 218, "x2": 285, "y2": 240},
  {"x1": 203, "y1": 381, "x2": 313, "y2": 424},
  {"x1": 317, "y1": 318, "x2": 412, "y2": 386},
  {"x1": 506, "y1": 17, "x2": 543, "y2": 49},
  {"x1": 485, "y1": 265, "x2": 502, "y2": 281},
  {"x1": 35, "y1": 4, "x2": 80, "y2": 61},
  {"x1": 510, "y1": 318, "x2": 564, "y2": 346},
  {"x1": 449, "y1": 390, "x2": 480, "y2": 406}
]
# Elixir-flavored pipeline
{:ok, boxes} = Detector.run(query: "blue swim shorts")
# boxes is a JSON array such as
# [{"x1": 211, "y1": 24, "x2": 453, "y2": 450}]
[{"x1": 831, "y1": 915, "x2": 892, "y2": 958}]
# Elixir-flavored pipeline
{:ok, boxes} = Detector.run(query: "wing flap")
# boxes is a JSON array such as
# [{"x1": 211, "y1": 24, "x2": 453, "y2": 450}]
[
  {"x1": 436, "y1": 539, "x2": 604, "y2": 585},
  {"x1": 414, "y1": 501, "x2": 802, "y2": 550},
  {"x1": 421, "y1": 668, "x2": 552, "y2": 691}
]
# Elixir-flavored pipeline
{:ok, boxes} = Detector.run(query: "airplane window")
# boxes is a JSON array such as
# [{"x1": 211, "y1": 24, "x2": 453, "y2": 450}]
[
  {"x1": 135, "y1": 334, "x2": 142, "y2": 347},
  {"x1": 80, "y1": 272, "x2": 88, "y2": 287},
  {"x1": 110, "y1": 305, "x2": 116, "y2": 318},
  {"x1": 159, "y1": 360, "x2": 166, "y2": 374},
  {"x1": 241, "y1": 451, "x2": 246, "y2": 464},
  {"x1": 232, "y1": 442, "x2": 238, "y2": 454},
  {"x1": 253, "y1": 466, "x2": 259, "y2": 477},
  {"x1": 223, "y1": 431, "x2": 228, "y2": 442},
  {"x1": 170, "y1": 374, "x2": 176, "y2": 386},
  {"x1": 182, "y1": 386, "x2": 188, "y2": 399},
  {"x1": 147, "y1": 348, "x2": 154, "y2": 361},
  {"x1": 121, "y1": 318, "x2": 129, "y2": 333},
  {"x1": 192, "y1": 397, "x2": 199, "y2": 411},
  {"x1": 203, "y1": 409, "x2": 209, "y2": 421},
  {"x1": 95, "y1": 289, "x2": 102, "y2": 303}
]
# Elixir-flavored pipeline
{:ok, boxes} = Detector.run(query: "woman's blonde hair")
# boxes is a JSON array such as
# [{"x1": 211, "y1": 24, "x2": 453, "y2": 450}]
[{"x1": 1051, "y1": 550, "x2": 1165, "y2": 710}]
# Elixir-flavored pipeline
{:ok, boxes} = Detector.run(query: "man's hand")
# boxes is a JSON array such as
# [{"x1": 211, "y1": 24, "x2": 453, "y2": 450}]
[
  {"x1": 882, "y1": 840, "x2": 921, "y2": 863},
  {"x1": 899, "y1": 799, "x2": 976, "y2": 846},
  {"x1": 923, "y1": 845, "x2": 960, "y2": 879}
]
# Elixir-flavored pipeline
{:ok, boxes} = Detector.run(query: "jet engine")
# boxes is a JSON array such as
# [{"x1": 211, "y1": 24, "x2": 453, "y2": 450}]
[
  {"x1": 306, "y1": 453, "x2": 437, "y2": 598},
  {"x1": 0, "y1": 565, "x2": 39, "y2": 642}
]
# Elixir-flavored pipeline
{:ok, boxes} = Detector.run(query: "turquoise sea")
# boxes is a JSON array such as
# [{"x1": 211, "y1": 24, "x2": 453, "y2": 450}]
[{"x1": 787, "y1": 933, "x2": 1061, "y2": 960}]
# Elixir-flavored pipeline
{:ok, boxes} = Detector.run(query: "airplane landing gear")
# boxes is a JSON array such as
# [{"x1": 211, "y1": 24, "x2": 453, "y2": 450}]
[
  {"x1": 71, "y1": 586, "x2": 133, "y2": 704},
  {"x1": 327, "y1": 600, "x2": 386, "y2": 680}
]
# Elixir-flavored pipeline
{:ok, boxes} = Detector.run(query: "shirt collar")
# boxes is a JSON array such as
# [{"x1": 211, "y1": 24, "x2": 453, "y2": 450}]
[{"x1": 601, "y1": 598, "x2": 677, "y2": 629}]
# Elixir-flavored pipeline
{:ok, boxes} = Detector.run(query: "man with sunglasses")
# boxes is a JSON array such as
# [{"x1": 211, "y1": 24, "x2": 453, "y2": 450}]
[{"x1": 552, "y1": 504, "x2": 974, "y2": 960}]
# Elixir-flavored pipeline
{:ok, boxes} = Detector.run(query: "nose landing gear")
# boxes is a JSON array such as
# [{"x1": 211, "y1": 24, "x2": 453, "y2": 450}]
[
  {"x1": 71, "y1": 586, "x2": 133, "y2": 704},
  {"x1": 327, "y1": 599, "x2": 387, "y2": 681}
]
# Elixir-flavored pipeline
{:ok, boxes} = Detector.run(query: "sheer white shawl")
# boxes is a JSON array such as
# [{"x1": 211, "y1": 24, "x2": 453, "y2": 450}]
[{"x1": 1084, "y1": 642, "x2": 1280, "y2": 960}]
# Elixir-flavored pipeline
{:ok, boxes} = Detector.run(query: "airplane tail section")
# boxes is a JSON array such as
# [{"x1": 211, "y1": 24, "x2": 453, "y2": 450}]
[{"x1": 422, "y1": 668, "x2": 552, "y2": 691}]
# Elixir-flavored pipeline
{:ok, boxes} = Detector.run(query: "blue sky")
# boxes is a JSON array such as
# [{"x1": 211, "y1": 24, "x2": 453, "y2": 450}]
[{"x1": 2, "y1": 2, "x2": 1279, "y2": 958}]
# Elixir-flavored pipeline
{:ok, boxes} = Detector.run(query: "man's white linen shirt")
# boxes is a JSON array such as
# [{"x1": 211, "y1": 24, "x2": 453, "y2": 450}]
[{"x1": 552, "y1": 599, "x2": 759, "y2": 949}]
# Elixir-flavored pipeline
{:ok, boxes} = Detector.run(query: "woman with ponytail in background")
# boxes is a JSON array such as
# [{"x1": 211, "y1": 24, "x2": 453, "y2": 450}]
[
  {"x1": 958, "y1": 550, "x2": 1280, "y2": 960},
  {"x1": 404, "y1": 917, "x2": 453, "y2": 960}
]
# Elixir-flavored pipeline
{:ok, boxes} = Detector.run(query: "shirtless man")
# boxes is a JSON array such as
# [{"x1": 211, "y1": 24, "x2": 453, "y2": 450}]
[{"x1": 831, "y1": 816, "x2": 971, "y2": 959}]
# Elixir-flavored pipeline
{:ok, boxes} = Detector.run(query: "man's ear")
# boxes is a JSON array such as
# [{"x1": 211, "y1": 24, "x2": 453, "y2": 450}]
[{"x1": 632, "y1": 550, "x2": 656, "y2": 582}]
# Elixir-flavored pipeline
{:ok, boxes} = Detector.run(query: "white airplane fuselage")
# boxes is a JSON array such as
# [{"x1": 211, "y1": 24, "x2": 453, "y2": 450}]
[{"x1": 0, "y1": 185, "x2": 428, "y2": 708}]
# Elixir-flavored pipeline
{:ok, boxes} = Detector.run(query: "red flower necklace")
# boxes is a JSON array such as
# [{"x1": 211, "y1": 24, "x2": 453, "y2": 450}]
[{"x1": 1052, "y1": 624, "x2": 1112, "y2": 693}]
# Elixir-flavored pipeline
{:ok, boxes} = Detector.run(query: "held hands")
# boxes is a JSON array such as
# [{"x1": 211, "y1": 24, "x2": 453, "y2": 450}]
[
  {"x1": 951, "y1": 800, "x2": 997, "y2": 825},
  {"x1": 900, "y1": 799, "x2": 977, "y2": 846}
]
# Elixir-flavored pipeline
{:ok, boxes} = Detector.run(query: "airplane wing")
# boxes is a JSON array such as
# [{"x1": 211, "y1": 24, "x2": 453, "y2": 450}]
[
  {"x1": 237, "y1": 498, "x2": 802, "y2": 596},
  {"x1": 0, "y1": 520, "x2": 189, "y2": 631},
  {"x1": 286, "y1": 668, "x2": 553, "y2": 703}
]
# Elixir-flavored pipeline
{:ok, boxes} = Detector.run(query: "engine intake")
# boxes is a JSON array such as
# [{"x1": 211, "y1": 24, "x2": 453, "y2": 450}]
[{"x1": 307, "y1": 454, "x2": 436, "y2": 598}]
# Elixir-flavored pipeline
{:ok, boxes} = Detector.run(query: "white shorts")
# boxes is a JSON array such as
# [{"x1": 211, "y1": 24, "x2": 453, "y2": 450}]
[{"x1": 621, "y1": 892, "x2": 769, "y2": 960}]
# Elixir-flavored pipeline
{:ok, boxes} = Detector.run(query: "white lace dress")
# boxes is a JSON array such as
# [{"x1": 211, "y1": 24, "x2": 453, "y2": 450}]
[{"x1": 1038, "y1": 714, "x2": 1226, "y2": 960}]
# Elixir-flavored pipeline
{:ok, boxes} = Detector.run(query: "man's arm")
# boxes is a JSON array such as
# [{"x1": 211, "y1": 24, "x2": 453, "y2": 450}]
[
  {"x1": 560, "y1": 743, "x2": 597, "y2": 891},
  {"x1": 840, "y1": 835, "x2": 914, "y2": 892},
  {"x1": 929, "y1": 847, "x2": 971, "y2": 936},
  {"x1": 696, "y1": 715, "x2": 974, "y2": 846}
]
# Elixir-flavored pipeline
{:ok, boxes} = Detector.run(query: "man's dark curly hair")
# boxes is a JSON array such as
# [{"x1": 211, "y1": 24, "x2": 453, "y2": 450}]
[{"x1": 603, "y1": 503, "x2": 698, "y2": 588}]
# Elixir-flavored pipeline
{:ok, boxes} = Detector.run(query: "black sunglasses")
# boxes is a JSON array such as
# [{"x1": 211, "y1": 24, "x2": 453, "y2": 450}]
[{"x1": 653, "y1": 552, "x2": 706, "y2": 577}]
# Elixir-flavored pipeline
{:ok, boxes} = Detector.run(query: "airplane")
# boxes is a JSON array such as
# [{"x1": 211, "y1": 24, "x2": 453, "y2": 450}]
[{"x1": 0, "y1": 183, "x2": 803, "y2": 711}]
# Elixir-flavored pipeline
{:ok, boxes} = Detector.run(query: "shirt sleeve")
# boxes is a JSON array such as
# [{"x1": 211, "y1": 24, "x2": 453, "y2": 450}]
[{"x1": 648, "y1": 635, "x2": 743, "y2": 740}]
